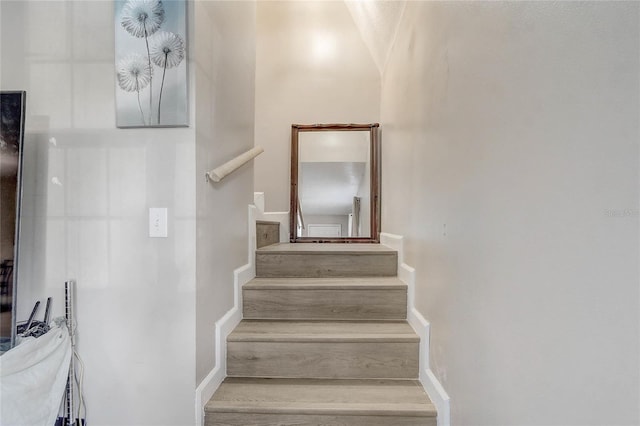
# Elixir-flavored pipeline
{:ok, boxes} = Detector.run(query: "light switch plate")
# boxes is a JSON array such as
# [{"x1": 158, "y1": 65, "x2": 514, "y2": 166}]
[{"x1": 149, "y1": 208, "x2": 168, "y2": 238}]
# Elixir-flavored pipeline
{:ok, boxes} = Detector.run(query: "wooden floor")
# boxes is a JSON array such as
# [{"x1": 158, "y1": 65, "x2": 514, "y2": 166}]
[{"x1": 205, "y1": 241, "x2": 436, "y2": 425}]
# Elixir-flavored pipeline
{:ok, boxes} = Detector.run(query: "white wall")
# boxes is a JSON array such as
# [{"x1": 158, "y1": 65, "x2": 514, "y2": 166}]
[
  {"x1": 0, "y1": 1, "x2": 256, "y2": 424},
  {"x1": 194, "y1": 0, "x2": 256, "y2": 384},
  {"x1": 380, "y1": 2, "x2": 639, "y2": 425},
  {"x1": 254, "y1": 0, "x2": 380, "y2": 212},
  {"x1": 1, "y1": 1, "x2": 196, "y2": 423},
  {"x1": 298, "y1": 131, "x2": 369, "y2": 163}
]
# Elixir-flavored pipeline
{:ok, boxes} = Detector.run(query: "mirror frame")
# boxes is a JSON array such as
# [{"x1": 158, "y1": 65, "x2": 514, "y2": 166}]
[{"x1": 290, "y1": 123, "x2": 380, "y2": 243}]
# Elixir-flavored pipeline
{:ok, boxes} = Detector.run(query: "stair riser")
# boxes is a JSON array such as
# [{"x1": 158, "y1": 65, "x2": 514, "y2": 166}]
[
  {"x1": 256, "y1": 221, "x2": 280, "y2": 249},
  {"x1": 227, "y1": 341, "x2": 418, "y2": 379},
  {"x1": 243, "y1": 289, "x2": 407, "y2": 320},
  {"x1": 206, "y1": 413, "x2": 437, "y2": 426},
  {"x1": 256, "y1": 253, "x2": 397, "y2": 278}
]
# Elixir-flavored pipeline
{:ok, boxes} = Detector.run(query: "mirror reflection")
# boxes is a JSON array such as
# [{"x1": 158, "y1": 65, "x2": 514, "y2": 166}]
[
  {"x1": 298, "y1": 131, "x2": 370, "y2": 238},
  {"x1": 290, "y1": 123, "x2": 380, "y2": 243}
]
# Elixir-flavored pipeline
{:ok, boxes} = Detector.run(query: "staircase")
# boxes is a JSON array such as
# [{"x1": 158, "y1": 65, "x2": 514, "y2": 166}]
[{"x1": 205, "y1": 243, "x2": 437, "y2": 426}]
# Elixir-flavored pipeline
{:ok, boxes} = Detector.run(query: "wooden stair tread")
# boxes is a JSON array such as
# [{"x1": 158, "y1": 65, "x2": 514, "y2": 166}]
[
  {"x1": 244, "y1": 277, "x2": 406, "y2": 290},
  {"x1": 228, "y1": 320, "x2": 419, "y2": 342},
  {"x1": 207, "y1": 240, "x2": 437, "y2": 424},
  {"x1": 206, "y1": 378, "x2": 436, "y2": 417},
  {"x1": 257, "y1": 243, "x2": 396, "y2": 254}
]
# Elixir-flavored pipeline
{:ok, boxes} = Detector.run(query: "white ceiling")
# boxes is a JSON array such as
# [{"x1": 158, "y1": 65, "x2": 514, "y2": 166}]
[
  {"x1": 344, "y1": 0, "x2": 407, "y2": 74},
  {"x1": 282, "y1": 1, "x2": 407, "y2": 217}
]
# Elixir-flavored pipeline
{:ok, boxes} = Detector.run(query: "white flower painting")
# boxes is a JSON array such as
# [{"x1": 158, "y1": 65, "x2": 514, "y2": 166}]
[{"x1": 115, "y1": 0, "x2": 187, "y2": 128}]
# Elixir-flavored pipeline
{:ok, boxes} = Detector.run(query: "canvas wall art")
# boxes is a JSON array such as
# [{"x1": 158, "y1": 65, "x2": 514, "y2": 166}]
[{"x1": 115, "y1": 0, "x2": 188, "y2": 128}]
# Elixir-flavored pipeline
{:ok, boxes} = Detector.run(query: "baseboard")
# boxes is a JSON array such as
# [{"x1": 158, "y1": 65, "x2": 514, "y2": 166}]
[
  {"x1": 195, "y1": 204, "x2": 259, "y2": 426},
  {"x1": 195, "y1": 262, "x2": 252, "y2": 426},
  {"x1": 423, "y1": 368, "x2": 451, "y2": 426},
  {"x1": 380, "y1": 232, "x2": 451, "y2": 426},
  {"x1": 253, "y1": 192, "x2": 265, "y2": 213}
]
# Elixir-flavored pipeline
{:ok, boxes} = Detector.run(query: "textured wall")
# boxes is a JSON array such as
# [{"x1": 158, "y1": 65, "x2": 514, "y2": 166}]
[{"x1": 381, "y1": 2, "x2": 639, "y2": 424}]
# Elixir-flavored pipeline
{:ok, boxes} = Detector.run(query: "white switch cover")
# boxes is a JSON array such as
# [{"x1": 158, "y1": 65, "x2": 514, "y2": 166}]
[{"x1": 149, "y1": 208, "x2": 168, "y2": 238}]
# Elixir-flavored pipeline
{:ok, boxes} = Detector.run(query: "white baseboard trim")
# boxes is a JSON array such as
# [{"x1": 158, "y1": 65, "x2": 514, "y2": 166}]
[
  {"x1": 194, "y1": 262, "x2": 253, "y2": 426},
  {"x1": 380, "y1": 232, "x2": 451, "y2": 426},
  {"x1": 253, "y1": 192, "x2": 265, "y2": 213},
  {"x1": 195, "y1": 204, "x2": 259, "y2": 426},
  {"x1": 423, "y1": 368, "x2": 451, "y2": 426}
]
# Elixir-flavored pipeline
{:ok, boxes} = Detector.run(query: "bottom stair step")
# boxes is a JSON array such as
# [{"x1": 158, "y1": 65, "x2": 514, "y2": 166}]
[{"x1": 205, "y1": 377, "x2": 437, "y2": 426}]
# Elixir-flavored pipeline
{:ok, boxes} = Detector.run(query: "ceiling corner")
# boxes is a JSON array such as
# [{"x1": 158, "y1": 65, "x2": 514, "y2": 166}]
[{"x1": 344, "y1": 0, "x2": 407, "y2": 75}]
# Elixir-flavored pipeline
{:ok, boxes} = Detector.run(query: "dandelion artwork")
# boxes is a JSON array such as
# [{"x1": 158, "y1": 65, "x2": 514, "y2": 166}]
[{"x1": 115, "y1": 0, "x2": 187, "y2": 128}]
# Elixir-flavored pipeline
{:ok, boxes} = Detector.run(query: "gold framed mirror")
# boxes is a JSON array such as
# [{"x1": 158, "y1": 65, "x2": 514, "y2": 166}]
[{"x1": 290, "y1": 123, "x2": 380, "y2": 243}]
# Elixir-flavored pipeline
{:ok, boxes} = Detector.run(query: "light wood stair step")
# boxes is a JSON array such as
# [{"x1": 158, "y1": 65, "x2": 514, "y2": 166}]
[
  {"x1": 227, "y1": 320, "x2": 419, "y2": 379},
  {"x1": 205, "y1": 377, "x2": 437, "y2": 426},
  {"x1": 256, "y1": 243, "x2": 397, "y2": 278},
  {"x1": 243, "y1": 277, "x2": 407, "y2": 320},
  {"x1": 228, "y1": 320, "x2": 418, "y2": 342},
  {"x1": 256, "y1": 221, "x2": 280, "y2": 249}
]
